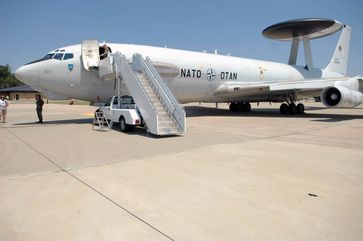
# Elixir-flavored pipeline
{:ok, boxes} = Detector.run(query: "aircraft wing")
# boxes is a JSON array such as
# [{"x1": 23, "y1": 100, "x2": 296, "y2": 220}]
[
  {"x1": 213, "y1": 77, "x2": 350, "y2": 102},
  {"x1": 268, "y1": 78, "x2": 349, "y2": 91}
]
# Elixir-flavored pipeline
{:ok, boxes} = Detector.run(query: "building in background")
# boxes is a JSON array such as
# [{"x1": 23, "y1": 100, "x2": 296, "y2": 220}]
[{"x1": 0, "y1": 85, "x2": 44, "y2": 100}]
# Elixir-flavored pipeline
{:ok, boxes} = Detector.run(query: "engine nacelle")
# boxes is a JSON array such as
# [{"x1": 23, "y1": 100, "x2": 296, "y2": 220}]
[{"x1": 321, "y1": 86, "x2": 363, "y2": 108}]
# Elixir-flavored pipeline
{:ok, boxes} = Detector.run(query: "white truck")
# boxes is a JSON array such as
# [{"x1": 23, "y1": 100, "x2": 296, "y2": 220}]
[{"x1": 98, "y1": 95, "x2": 144, "y2": 132}]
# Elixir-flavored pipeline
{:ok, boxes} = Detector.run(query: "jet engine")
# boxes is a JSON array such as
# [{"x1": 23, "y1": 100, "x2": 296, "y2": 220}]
[{"x1": 321, "y1": 86, "x2": 363, "y2": 108}]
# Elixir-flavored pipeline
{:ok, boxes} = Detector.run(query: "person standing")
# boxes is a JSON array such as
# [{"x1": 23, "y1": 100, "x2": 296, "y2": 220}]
[
  {"x1": 99, "y1": 44, "x2": 109, "y2": 60},
  {"x1": 35, "y1": 94, "x2": 44, "y2": 123},
  {"x1": 0, "y1": 96, "x2": 9, "y2": 123}
]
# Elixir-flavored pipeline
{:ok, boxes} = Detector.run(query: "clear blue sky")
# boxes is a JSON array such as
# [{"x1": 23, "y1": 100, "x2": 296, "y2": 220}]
[{"x1": 1, "y1": 0, "x2": 362, "y2": 75}]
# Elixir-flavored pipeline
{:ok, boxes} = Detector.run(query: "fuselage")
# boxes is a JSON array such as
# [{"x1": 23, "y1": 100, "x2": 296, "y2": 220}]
[{"x1": 15, "y1": 43, "x2": 337, "y2": 103}]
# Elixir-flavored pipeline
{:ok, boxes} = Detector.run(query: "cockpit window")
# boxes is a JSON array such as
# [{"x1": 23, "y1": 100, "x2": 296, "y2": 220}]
[
  {"x1": 53, "y1": 53, "x2": 64, "y2": 60},
  {"x1": 43, "y1": 53, "x2": 55, "y2": 60},
  {"x1": 63, "y1": 53, "x2": 74, "y2": 60},
  {"x1": 25, "y1": 51, "x2": 74, "y2": 65}
]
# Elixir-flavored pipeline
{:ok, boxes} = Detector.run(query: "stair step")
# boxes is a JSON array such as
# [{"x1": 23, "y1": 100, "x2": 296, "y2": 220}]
[
  {"x1": 158, "y1": 127, "x2": 182, "y2": 135},
  {"x1": 146, "y1": 92, "x2": 157, "y2": 97},
  {"x1": 158, "y1": 119, "x2": 174, "y2": 125},
  {"x1": 158, "y1": 119, "x2": 175, "y2": 124},
  {"x1": 158, "y1": 113, "x2": 171, "y2": 117},
  {"x1": 156, "y1": 106, "x2": 167, "y2": 111},
  {"x1": 157, "y1": 110, "x2": 169, "y2": 116},
  {"x1": 159, "y1": 123, "x2": 176, "y2": 128},
  {"x1": 149, "y1": 96, "x2": 160, "y2": 102},
  {"x1": 154, "y1": 102, "x2": 165, "y2": 109}
]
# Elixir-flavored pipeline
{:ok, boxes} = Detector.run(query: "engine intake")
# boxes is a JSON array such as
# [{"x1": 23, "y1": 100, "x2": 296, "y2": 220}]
[{"x1": 321, "y1": 86, "x2": 363, "y2": 108}]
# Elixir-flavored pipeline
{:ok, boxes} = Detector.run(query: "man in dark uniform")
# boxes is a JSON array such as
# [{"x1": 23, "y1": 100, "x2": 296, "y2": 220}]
[{"x1": 35, "y1": 94, "x2": 44, "y2": 123}]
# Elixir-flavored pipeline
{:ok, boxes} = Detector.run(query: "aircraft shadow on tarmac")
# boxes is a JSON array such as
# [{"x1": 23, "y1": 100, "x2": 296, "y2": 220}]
[
  {"x1": 12, "y1": 119, "x2": 179, "y2": 138},
  {"x1": 13, "y1": 118, "x2": 92, "y2": 126},
  {"x1": 110, "y1": 125, "x2": 181, "y2": 138},
  {"x1": 184, "y1": 106, "x2": 363, "y2": 123},
  {"x1": 9, "y1": 105, "x2": 363, "y2": 129}
]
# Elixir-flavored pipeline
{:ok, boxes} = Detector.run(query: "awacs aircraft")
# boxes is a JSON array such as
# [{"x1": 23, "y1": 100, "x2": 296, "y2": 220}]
[{"x1": 16, "y1": 18, "x2": 363, "y2": 115}]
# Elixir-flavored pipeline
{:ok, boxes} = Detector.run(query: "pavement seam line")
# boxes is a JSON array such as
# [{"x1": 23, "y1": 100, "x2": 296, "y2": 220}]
[
  {"x1": 2, "y1": 127, "x2": 176, "y2": 241},
  {"x1": 0, "y1": 170, "x2": 63, "y2": 183}
]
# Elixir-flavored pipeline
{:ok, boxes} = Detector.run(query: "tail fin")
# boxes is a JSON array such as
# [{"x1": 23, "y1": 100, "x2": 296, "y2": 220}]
[{"x1": 324, "y1": 25, "x2": 351, "y2": 76}]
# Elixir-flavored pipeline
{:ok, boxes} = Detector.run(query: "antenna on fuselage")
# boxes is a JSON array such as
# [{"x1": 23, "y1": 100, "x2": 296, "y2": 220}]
[{"x1": 262, "y1": 18, "x2": 343, "y2": 70}]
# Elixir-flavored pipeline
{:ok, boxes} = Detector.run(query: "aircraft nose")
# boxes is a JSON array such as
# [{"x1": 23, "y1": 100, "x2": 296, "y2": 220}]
[{"x1": 15, "y1": 63, "x2": 39, "y2": 88}]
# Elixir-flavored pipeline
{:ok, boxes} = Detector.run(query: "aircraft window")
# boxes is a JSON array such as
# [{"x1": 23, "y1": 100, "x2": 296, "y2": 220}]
[
  {"x1": 63, "y1": 53, "x2": 74, "y2": 60},
  {"x1": 43, "y1": 53, "x2": 55, "y2": 60},
  {"x1": 25, "y1": 52, "x2": 57, "y2": 65},
  {"x1": 60, "y1": 50, "x2": 65, "y2": 52},
  {"x1": 53, "y1": 53, "x2": 64, "y2": 60},
  {"x1": 54, "y1": 50, "x2": 59, "y2": 52}
]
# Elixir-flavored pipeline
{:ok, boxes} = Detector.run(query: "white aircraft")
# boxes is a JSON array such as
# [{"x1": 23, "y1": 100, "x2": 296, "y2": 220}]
[{"x1": 15, "y1": 18, "x2": 363, "y2": 115}]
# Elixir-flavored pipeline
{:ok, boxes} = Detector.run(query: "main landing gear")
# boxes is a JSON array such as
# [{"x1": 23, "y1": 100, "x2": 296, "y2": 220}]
[
  {"x1": 279, "y1": 103, "x2": 305, "y2": 114},
  {"x1": 229, "y1": 102, "x2": 251, "y2": 112}
]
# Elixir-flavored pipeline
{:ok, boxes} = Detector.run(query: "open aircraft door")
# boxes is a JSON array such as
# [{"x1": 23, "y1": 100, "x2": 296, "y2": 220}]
[{"x1": 82, "y1": 40, "x2": 100, "y2": 71}]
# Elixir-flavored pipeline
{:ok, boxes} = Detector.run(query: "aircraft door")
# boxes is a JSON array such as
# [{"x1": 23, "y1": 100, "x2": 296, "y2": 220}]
[{"x1": 81, "y1": 40, "x2": 100, "y2": 71}]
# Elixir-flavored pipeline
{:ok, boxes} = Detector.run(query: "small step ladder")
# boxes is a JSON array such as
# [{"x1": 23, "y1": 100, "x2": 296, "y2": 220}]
[{"x1": 92, "y1": 111, "x2": 111, "y2": 132}]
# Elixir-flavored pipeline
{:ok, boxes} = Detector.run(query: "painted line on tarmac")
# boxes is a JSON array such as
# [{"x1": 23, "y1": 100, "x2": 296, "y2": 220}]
[
  {"x1": 83, "y1": 112, "x2": 94, "y2": 117},
  {"x1": 2, "y1": 126, "x2": 176, "y2": 241}
]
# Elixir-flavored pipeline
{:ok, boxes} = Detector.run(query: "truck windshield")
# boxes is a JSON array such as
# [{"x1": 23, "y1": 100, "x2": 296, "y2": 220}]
[
  {"x1": 122, "y1": 96, "x2": 135, "y2": 104},
  {"x1": 104, "y1": 97, "x2": 112, "y2": 106}
]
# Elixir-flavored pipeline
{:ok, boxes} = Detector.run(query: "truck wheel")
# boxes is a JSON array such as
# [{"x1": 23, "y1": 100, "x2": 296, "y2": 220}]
[{"x1": 120, "y1": 116, "x2": 133, "y2": 132}]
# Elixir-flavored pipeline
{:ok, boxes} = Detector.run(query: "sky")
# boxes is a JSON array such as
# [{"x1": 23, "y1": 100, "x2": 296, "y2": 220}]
[{"x1": 1, "y1": 0, "x2": 362, "y2": 75}]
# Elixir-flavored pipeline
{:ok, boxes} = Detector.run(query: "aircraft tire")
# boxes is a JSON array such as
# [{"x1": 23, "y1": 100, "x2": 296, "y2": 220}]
[
  {"x1": 235, "y1": 102, "x2": 251, "y2": 112},
  {"x1": 244, "y1": 102, "x2": 251, "y2": 112},
  {"x1": 229, "y1": 103, "x2": 238, "y2": 112},
  {"x1": 280, "y1": 103, "x2": 289, "y2": 114},
  {"x1": 288, "y1": 103, "x2": 297, "y2": 115},
  {"x1": 237, "y1": 103, "x2": 244, "y2": 111},
  {"x1": 297, "y1": 103, "x2": 305, "y2": 114}
]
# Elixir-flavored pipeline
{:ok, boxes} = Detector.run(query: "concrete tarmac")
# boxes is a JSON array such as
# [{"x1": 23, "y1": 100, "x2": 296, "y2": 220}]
[{"x1": 0, "y1": 102, "x2": 362, "y2": 241}]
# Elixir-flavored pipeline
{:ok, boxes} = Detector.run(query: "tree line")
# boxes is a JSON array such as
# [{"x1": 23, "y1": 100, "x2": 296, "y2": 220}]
[{"x1": 0, "y1": 65, "x2": 23, "y2": 89}]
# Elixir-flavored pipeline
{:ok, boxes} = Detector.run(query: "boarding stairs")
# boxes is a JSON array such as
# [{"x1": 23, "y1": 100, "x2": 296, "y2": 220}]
[
  {"x1": 113, "y1": 52, "x2": 186, "y2": 136},
  {"x1": 92, "y1": 111, "x2": 111, "y2": 132}
]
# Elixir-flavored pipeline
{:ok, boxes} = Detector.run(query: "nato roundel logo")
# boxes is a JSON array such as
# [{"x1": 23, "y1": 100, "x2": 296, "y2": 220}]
[
  {"x1": 206, "y1": 68, "x2": 217, "y2": 81},
  {"x1": 68, "y1": 64, "x2": 74, "y2": 71}
]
